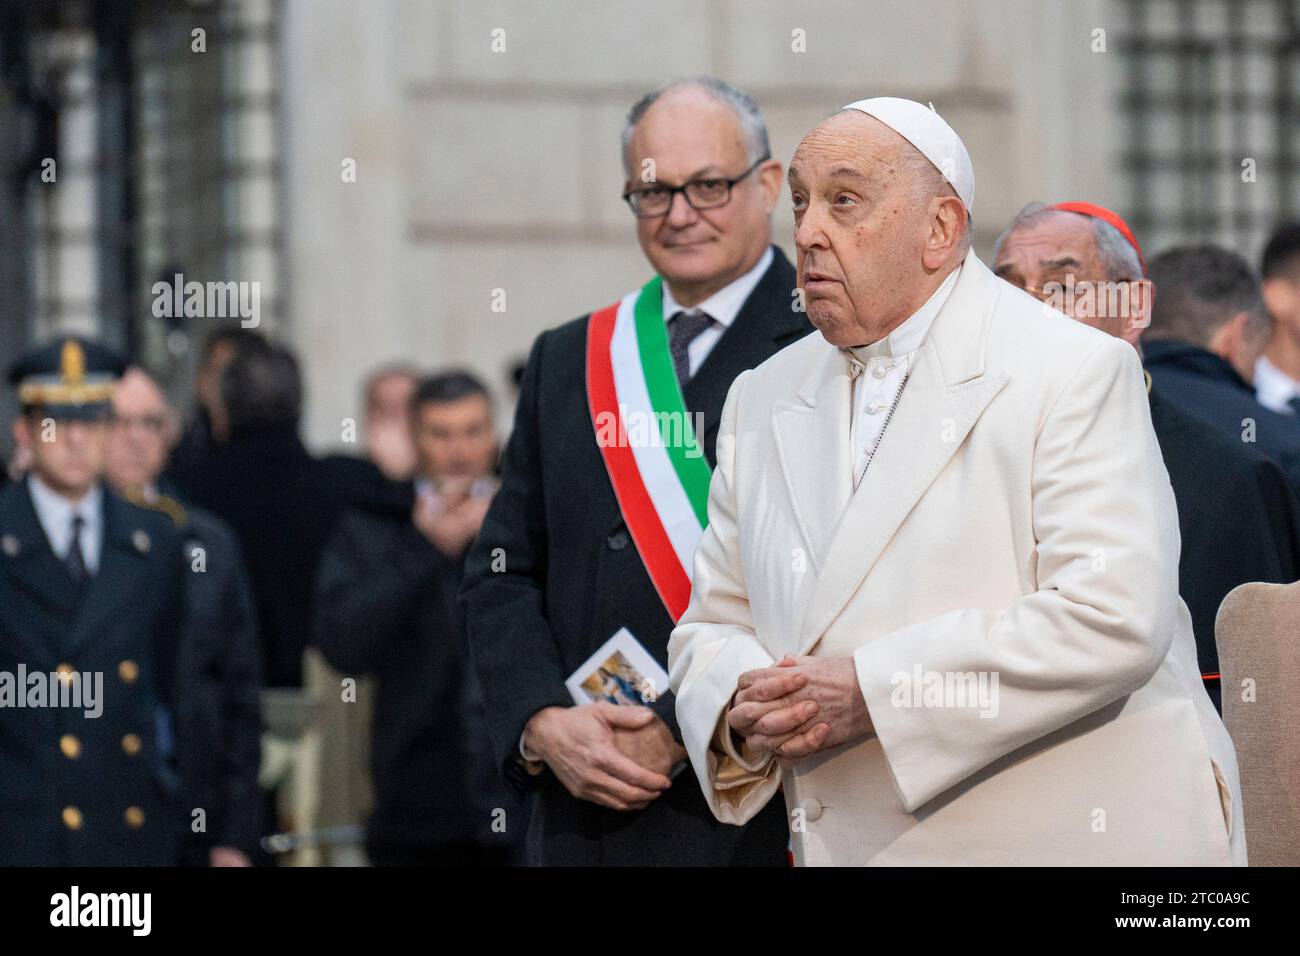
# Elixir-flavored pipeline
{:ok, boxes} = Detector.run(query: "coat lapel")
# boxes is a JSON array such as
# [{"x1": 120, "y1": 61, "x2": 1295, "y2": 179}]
[
  {"x1": 682, "y1": 246, "x2": 807, "y2": 466},
  {"x1": 770, "y1": 347, "x2": 855, "y2": 575},
  {"x1": 65, "y1": 491, "x2": 151, "y2": 659},
  {"x1": 793, "y1": 250, "x2": 1010, "y2": 653},
  {"x1": 0, "y1": 479, "x2": 81, "y2": 624}
]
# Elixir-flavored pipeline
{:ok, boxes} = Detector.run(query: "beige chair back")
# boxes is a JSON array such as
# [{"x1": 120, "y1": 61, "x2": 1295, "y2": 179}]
[{"x1": 1216, "y1": 581, "x2": 1300, "y2": 866}]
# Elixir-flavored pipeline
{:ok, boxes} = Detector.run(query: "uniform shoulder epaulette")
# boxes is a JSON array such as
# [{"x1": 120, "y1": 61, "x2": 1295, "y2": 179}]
[{"x1": 130, "y1": 492, "x2": 188, "y2": 528}]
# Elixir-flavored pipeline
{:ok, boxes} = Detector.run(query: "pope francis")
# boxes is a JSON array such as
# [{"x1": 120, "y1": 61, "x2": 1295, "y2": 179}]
[{"x1": 667, "y1": 98, "x2": 1246, "y2": 866}]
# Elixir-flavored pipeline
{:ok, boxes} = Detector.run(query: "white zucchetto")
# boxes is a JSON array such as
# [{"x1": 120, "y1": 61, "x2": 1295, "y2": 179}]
[{"x1": 840, "y1": 97, "x2": 975, "y2": 211}]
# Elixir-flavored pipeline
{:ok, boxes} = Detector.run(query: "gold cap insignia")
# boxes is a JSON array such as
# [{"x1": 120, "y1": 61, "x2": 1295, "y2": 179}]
[{"x1": 60, "y1": 339, "x2": 86, "y2": 385}]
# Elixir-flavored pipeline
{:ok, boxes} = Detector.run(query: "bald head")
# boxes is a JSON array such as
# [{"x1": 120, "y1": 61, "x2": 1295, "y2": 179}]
[
  {"x1": 105, "y1": 366, "x2": 177, "y2": 495},
  {"x1": 622, "y1": 77, "x2": 782, "y2": 307},
  {"x1": 788, "y1": 110, "x2": 970, "y2": 347}
]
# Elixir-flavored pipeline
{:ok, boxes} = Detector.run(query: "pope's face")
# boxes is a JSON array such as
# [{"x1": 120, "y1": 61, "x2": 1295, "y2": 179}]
[
  {"x1": 788, "y1": 112, "x2": 938, "y2": 347},
  {"x1": 625, "y1": 86, "x2": 782, "y2": 304}
]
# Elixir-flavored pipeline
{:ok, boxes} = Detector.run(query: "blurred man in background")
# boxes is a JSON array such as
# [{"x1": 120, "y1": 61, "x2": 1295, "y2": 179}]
[
  {"x1": 461, "y1": 76, "x2": 806, "y2": 865},
  {"x1": 308, "y1": 363, "x2": 423, "y2": 863},
  {"x1": 0, "y1": 337, "x2": 185, "y2": 865},
  {"x1": 361, "y1": 365, "x2": 418, "y2": 481},
  {"x1": 167, "y1": 326, "x2": 263, "y2": 491},
  {"x1": 1255, "y1": 223, "x2": 1300, "y2": 415},
  {"x1": 104, "y1": 366, "x2": 263, "y2": 867},
  {"x1": 1142, "y1": 245, "x2": 1300, "y2": 487},
  {"x1": 994, "y1": 203, "x2": 1300, "y2": 710},
  {"x1": 177, "y1": 336, "x2": 386, "y2": 689},
  {"x1": 316, "y1": 371, "x2": 515, "y2": 866}
]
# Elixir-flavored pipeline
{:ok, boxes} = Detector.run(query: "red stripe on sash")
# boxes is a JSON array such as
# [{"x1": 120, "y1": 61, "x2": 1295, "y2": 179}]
[{"x1": 587, "y1": 303, "x2": 692, "y2": 621}]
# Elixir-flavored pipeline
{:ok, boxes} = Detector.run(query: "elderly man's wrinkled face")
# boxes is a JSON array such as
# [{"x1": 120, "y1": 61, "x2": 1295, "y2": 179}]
[
  {"x1": 625, "y1": 86, "x2": 782, "y2": 304},
  {"x1": 994, "y1": 211, "x2": 1145, "y2": 343},
  {"x1": 788, "y1": 112, "x2": 953, "y2": 347}
]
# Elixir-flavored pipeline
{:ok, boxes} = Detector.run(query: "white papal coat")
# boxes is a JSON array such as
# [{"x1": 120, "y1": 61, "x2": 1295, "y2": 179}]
[{"x1": 668, "y1": 249, "x2": 1246, "y2": 866}]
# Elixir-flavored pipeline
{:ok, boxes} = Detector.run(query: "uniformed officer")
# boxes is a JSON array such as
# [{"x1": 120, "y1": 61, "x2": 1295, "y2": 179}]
[{"x1": 0, "y1": 336, "x2": 186, "y2": 866}]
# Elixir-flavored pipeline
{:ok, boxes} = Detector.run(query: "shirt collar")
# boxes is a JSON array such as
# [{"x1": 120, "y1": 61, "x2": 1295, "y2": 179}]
[
  {"x1": 661, "y1": 245, "x2": 774, "y2": 328},
  {"x1": 843, "y1": 263, "x2": 961, "y2": 368},
  {"x1": 27, "y1": 473, "x2": 101, "y2": 534},
  {"x1": 1254, "y1": 354, "x2": 1300, "y2": 411}
]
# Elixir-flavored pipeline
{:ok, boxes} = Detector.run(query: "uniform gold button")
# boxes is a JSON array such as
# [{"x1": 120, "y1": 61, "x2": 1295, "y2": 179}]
[
  {"x1": 59, "y1": 734, "x2": 81, "y2": 759},
  {"x1": 121, "y1": 734, "x2": 141, "y2": 756},
  {"x1": 62, "y1": 806, "x2": 83, "y2": 830},
  {"x1": 118, "y1": 660, "x2": 139, "y2": 684},
  {"x1": 124, "y1": 806, "x2": 145, "y2": 829},
  {"x1": 56, "y1": 663, "x2": 76, "y2": 685}
]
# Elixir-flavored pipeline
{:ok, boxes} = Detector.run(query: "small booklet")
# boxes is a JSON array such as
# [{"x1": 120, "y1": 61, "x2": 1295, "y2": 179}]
[{"x1": 565, "y1": 627, "x2": 671, "y2": 707}]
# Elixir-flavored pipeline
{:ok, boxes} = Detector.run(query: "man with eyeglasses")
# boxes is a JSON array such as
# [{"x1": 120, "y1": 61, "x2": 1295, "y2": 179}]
[
  {"x1": 104, "y1": 366, "x2": 263, "y2": 866},
  {"x1": 993, "y1": 202, "x2": 1300, "y2": 713},
  {"x1": 0, "y1": 337, "x2": 186, "y2": 865},
  {"x1": 461, "y1": 76, "x2": 809, "y2": 865}
]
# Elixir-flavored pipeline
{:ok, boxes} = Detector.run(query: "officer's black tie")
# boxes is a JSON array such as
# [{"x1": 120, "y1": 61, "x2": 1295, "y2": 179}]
[
  {"x1": 1288, "y1": 395, "x2": 1300, "y2": 417},
  {"x1": 64, "y1": 514, "x2": 87, "y2": 584},
  {"x1": 668, "y1": 310, "x2": 715, "y2": 387}
]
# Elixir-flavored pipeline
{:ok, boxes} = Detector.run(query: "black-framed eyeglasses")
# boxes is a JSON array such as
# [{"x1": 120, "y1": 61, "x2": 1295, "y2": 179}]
[{"x1": 622, "y1": 153, "x2": 770, "y2": 218}]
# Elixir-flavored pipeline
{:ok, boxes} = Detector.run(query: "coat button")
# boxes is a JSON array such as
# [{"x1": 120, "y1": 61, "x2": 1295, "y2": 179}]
[
  {"x1": 62, "y1": 807, "x2": 83, "y2": 830},
  {"x1": 118, "y1": 660, "x2": 139, "y2": 684},
  {"x1": 132, "y1": 529, "x2": 151, "y2": 553},
  {"x1": 59, "y1": 734, "x2": 81, "y2": 759},
  {"x1": 605, "y1": 530, "x2": 630, "y2": 551},
  {"x1": 124, "y1": 806, "x2": 145, "y2": 829},
  {"x1": 121, "y1": 734, "x2": 141, "y2": 756},
  {"x1": 56, "y1": 663, "x2": 77, "y2": 685},
  {"x1": 801, "y1": 798, "x2": 825, "y2": 822},
  {"x1": 1, "y1": 534, "x2": 18, "y2": 556}
]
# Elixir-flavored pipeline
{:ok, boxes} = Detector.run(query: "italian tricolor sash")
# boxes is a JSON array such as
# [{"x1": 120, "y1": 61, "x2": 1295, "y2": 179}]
[{"x1": 586, "y1": 276, "x2": 712, "y2": 621}]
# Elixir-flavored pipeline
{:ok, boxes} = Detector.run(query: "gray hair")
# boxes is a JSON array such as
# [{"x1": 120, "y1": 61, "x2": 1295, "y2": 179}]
[
  {"x1": 621, "y1": 76, "x2": 770, "y2": 174},
  {"x1": 993, "y1": 202, "x2": 1143, "y2": 281},
  {"x1": 896, "y1": 145, "x2": 973, "y2": 255}
]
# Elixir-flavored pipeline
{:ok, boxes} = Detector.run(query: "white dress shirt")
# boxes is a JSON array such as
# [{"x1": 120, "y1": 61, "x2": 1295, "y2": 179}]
[
  {"x1": 845, "y1": 265, "x2": 961, "y2": 488},
  {"x1": 661, "y1": 246, "x2": 774, "y2": 376},
  {"x1": 28, "y1": 473, "x2": 103, "y2": 574},
  {"x1": 1254, "y1": 353, "x2": 1300, "y2": 414}
]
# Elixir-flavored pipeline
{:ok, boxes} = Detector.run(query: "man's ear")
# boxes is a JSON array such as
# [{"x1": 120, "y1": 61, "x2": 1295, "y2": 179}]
[
  {"x1": 1124, "y1": 279, "x2": 1155, "y2": 343},
  {"x1": 922, "y1": 195, "x2": 965, "y2": 270},
  {"x1": 1208, "y1": 311, "x2": 1257, "y2": 373},
  {"x1": 1261, "y1": 276, "x2": 1298, "y2": 326},
  {"x1": 756, "y1": 159, "x2": 785, "y2": 213}
]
